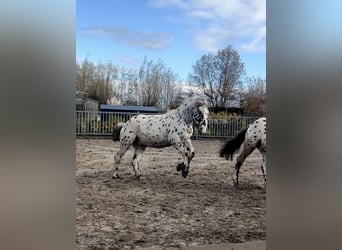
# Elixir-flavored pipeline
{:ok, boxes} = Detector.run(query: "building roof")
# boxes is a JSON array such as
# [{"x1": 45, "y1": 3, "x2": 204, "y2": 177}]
[
  {"x1": 100, "y1": 105, "x2": 159, "y2": 113},
  {"x1": 76, "y1": 91, "x2": 87, "y2": 99},
  {"x1": 226, "y1": 100, "x2": 241, "y2": 108}
]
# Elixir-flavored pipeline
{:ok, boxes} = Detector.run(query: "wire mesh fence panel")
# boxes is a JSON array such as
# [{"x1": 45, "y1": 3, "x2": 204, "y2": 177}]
[
  {"x1": 76, "y1": 111, "x2": 260, "y2": 138},
  {"x1": 195, "y1": 116, "x2": 259, "y2": 138},
  {"x1": 76, "y1": 111, "x2": 143, "y2": 135}
]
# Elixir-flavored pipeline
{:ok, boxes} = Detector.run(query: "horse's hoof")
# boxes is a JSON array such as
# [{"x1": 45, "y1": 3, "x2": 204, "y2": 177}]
[
  {"x1": 232, "y1": 178, "x2": 238, "y2": 186},
  {"x1": 177, "y1": 163, "x2": 184, "y2": 172},
  {"x1": 112, "y1": 173, "x2": 120, "y2": 179},
  {"x1": 136, "y1": 175, "x2": 141, "y2": 180},
  {"x1": 181, "y1": 170, "x2": 188, "y2": 178}
]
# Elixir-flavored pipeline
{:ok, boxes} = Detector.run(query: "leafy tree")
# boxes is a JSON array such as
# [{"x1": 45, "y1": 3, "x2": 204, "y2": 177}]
[{"x1": 241, "y1": 76, "x2": 266, "y2": 116}]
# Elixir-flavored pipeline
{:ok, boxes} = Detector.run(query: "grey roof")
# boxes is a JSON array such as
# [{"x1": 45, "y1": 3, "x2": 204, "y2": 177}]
[
  {"x1": 76, "y1": 91, "x2": 87, "y2": 99},
  {"x1": 226, "y1": 100, "x2": 241, "y2": 108},
  {"x1": 100, "y1": 105, "x2": 158, "y2": 113}
]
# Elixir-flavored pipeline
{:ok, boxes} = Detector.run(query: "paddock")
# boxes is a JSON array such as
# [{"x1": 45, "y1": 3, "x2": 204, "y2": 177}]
[{"x1": 76, "y1": 138, "x2": 266, "y2": 249}]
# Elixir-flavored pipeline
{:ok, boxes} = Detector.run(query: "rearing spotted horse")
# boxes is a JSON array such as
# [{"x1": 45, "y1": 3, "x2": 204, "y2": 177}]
[
  {"x1": 220, "y1": 117, "x2": 266, "y2": 185},
  {"x1": 112, "y1": 97, "x2": 209, "y2": 180}
]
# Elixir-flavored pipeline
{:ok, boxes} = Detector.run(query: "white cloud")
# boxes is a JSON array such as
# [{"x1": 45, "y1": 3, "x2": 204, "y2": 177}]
[
  {"x1": 148, "y1": 0, "x2": 265, "y2": 53},
  {"x1": 240, "y1": 25, "x2": 266, "y2": 52},
  {"x1": 147, "y1": 0, "x2": 190, "y2": 9},
  {"x1": 80, "y1": 26, "x2": 173, "y2": 51},
  {"x1": 115, "y1": 54, "x2": 141, "y2": 67}
]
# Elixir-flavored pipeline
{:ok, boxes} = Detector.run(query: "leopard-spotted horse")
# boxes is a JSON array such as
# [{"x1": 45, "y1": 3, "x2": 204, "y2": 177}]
[
  {"x1": 112, "y1": 97, "x2": 209, "y2": 180},
  {"x1": 220, "y1": 117, "x2": 266, "y2": 185}
]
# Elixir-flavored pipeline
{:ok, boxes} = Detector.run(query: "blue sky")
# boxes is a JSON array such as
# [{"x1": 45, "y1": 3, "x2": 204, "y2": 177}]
[{"x1": 76, "y1": 0, "x2": 266, "y2": 81}]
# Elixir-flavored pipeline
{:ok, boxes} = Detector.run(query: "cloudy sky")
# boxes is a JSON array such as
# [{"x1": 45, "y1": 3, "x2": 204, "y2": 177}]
[{"x1": 76, "y1": 0, "x2": 266, "y2": 81}]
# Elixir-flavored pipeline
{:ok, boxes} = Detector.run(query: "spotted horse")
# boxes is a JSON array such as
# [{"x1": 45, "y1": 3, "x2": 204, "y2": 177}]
[
  {"x1": 219, "y1": 117, "x2": 266, "y2": 186},
  {"x1": 112, "y1": 97, "x2": 209, "y2": 180}
]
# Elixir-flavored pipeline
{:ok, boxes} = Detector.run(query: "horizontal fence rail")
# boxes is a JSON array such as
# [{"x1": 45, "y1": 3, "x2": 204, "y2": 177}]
[{"x1": 76, "y1": 111, "x2": 259, "y2": 138}]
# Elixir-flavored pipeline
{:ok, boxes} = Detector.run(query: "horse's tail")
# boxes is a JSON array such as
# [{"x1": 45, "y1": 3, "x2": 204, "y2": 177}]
[
  {"x1": 112, "y1": 123, "x2": 125, "y2": 141},
  {"x1": 219, "y1": 127, "x2": 248, "y2": 161}
]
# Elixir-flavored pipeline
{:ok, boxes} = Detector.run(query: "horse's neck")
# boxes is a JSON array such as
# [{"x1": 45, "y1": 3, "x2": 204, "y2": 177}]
[{"x1": 176, "y1": 105, "x2": 193, "y2": 124}]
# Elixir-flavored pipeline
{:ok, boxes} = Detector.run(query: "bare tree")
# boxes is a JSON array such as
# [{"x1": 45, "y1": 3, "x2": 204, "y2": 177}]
[
  {"x1": 215, "y1": 46, "x2": 244, "y2": 106},
  {"x1": 188, "y1": 53, "x2": 217, "y2": 107},
  {"x1": 107, "y1": 96, "x2": 122, "y2": 105},
  {"x1": 158, "y1": 69, "x2": 180, "y2": 111},
  {"x1": 241, "y1": 76, "x2": 266, "y2": 116},
  {"x1": 189, "y1": 45, "x2": 245, "y2": 108},
  {"x1": 138, "y1": 56, "x2": 178, "y2": 109},
  {"x1": 115, "y1": 67, "x2": 128, "y2": 103},
  {"x1": 87, "y1": 61, "x2": 118, "y2": 104},
  {"x1": 139, "y1": 57, "x2": 158, "y2": 106},
  {"x1": 108, "y1": 67, "x2": 139, "y2": 105},
  {"x1": 123, "y1": 68, "x2": 139, "y2": 105},
  {"x1": 76, "y1": 58, "x2": 95, "y2": 92},
  {"x1": 76, "y1": 56, "x2": 180, "y2": 109}
]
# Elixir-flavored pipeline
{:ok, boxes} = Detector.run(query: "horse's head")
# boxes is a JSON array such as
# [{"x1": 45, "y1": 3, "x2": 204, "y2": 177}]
[
  {"x1": 179, "y1": 97, "x2": 209, "y2": 134},
  {"x1": 192, "y1": 104, "x2": 209, "y2": 135}
]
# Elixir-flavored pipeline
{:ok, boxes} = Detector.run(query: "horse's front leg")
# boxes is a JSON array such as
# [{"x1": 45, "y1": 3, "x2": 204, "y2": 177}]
[
  {"x1": 173, "y1": 138, "x2": 194, "y2": 178},
  {"x1": 181, "y1": 139, "x2": 195, "y2": 177},
  {"x1": 174, "y1": 141, "x2": 186, "y2": 174},
  {"x1": 183, "y1": 139, "x2": 195, "y2": 162}
]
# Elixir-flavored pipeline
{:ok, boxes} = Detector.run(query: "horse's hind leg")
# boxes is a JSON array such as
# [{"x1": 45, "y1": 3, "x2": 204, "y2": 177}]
[
  {"x1": 112, "y1": 143, "x2": 130, "y2": 178},
  {"x1": 260, "y1": 152, "x2": 266, "y2": 183},
  {"x1": 233, "y1": 145, "x2": 254, "y2": 185},
  {"x1": 131, "y1": 144, "x2": 146, "y2": 180}
]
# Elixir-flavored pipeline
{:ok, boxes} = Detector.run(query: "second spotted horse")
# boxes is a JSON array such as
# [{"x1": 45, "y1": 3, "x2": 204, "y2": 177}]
[
  {"x1": 220, "y1": 117, "x2": 266, "y2": 185},
  {"x1": 112, "y1": 97, "x2": 209, "y2": 179}
]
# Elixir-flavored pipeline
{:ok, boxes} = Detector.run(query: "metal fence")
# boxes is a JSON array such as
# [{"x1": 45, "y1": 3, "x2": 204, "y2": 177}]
[{"x1": 76, "y1": 111, "x2": 259, "y2": 138}]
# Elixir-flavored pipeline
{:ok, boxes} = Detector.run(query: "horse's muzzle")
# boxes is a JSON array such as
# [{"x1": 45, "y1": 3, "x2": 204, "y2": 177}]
[{"x1": 198, "y1": 128, "x2": 207, "y2": 135}]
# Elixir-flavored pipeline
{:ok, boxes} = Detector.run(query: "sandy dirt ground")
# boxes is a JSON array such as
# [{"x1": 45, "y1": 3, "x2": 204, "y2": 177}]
[{"x1": 76, "y1": 138, "x2": 266, "y2": 249}]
